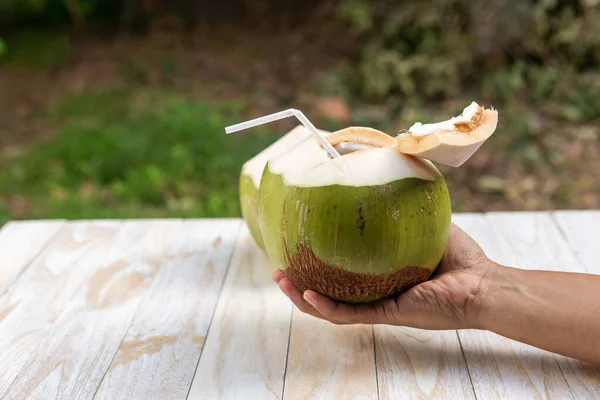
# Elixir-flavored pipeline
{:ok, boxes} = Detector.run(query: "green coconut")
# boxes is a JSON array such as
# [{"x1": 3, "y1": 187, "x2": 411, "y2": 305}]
[
  {"x1": 257, "y1": 127, "x2": 452, "y2": 303},
  {"x1": 239, "y1": 125, "x2": 329, "y2": 251}
]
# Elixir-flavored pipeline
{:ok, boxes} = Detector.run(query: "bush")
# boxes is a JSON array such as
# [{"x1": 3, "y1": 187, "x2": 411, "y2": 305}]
[
  {"x1": 0, "y1": 89, "x2": 276, "y2": 222},
  {"x1": 337, "y1": 0, "x2": 600, "y2": 120},
  {"x1": 0, "y1": 38, "x2": 6, "y2": 57},
  {"x1": 0, "y1": 0, "x2": 323, "y2": 31}
]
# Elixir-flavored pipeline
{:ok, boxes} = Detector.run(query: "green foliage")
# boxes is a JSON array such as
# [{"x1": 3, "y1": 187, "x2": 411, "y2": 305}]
[
  {"x1": 0, "y1": 0, "x2": 100, "y2": 25},
  {"x1": 338, "y1": 0, "x2": 472, "y2": 99},
  {"x1": 337, "y1": 0, "x2": 600, "y2": 120},
  {"x1": 1, "y1": 0, "x2": 49, "y2": 14},
  {"x1": 0, "y1": 89, "x2": 276, "y2": 221},
  {"x1": 0, "y1": 38, "x2": 6, "y2": 58},
  {"x1": 4, "y1": 31, "x2": 70, "y2": 68}
]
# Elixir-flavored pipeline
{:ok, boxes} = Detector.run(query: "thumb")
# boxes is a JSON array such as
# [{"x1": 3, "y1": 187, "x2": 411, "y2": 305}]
[{"x1": 391, "y1": 283, "x2": 467, "y2": 330}]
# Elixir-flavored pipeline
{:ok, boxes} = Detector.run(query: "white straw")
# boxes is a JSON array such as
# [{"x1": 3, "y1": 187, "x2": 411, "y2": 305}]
[{"x1": 225, "y1": 108, "x2": 340, "y2": 158}]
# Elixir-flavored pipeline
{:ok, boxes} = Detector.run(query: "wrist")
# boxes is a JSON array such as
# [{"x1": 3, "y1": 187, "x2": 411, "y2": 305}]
[
  {"x1": 468, "y1": 260, "x2": 512, "y2": 330},
  {"x1": 475, "y1": 261, "x2": 519, "y2": 331}
]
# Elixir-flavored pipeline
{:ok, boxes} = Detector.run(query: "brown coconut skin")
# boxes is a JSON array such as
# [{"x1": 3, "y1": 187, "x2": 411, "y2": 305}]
[{"x1": 284, "y1": 243, "x2": 432, "y2": 302}]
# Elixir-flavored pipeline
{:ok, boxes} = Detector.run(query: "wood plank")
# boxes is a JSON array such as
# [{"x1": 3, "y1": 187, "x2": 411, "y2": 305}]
[
  {"x1": 487, "y1": 212, "x2": 600, "y2": 400},
  {"x1": 553, "y1": 211, "x2": 600, "y2": 399},
  {"x1": 0, "y1": 221, "x2": 124, "y2": 396},
  {"x1": 0, "y1": 220, "x2": 64, "y2": 294},
  {"x1": 553, "y1": 210, "x2": 600, "y2": 274},
  {"x1": 284, "y1": 311, "x2": 378, "y2": 400},
  {"x1": 375, "y1": 326, "x2": 474, "y2": 400},
  {"x1": 95, "y1": 219, "x2": 241, "y2": 399},
  {"x1": 453, "y1": 213, "x2": 573, "y2": 400},
  {"x1": 485, "y1": 212, "x2": 590, "y2": 275},
  {"x1": 1, "y1": 220, "x2": 182, "y2": 400},
  {"x1": 187, "y1": 224, "x2": 292, "y2": 400}
]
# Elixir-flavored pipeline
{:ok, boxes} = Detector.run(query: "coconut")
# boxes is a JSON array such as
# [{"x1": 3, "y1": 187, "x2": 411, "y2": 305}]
[
  {"x1": 239, "y1": 125, "x2": 329, "y2": 251},
  {"x1": 395, "y1": 102, "x2": 498, "y2": 167},
  {"x1": 258, "y1": 127, "x2": 452, "y2": 303}
]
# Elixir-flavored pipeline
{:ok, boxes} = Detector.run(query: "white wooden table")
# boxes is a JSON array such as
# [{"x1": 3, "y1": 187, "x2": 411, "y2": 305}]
[{"x1": 0, "y1": 211, "x2": 598, "y2": 400}]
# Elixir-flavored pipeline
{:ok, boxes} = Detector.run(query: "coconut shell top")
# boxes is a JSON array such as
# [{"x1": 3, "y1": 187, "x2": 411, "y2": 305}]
[
  {"x1": 239, "y1": 125, "x2": 327, "y2": 252},
  {"x1": 268, "y1": 126, "x2": 442, "y2": 188},
  {"x1": 395, "y1": 102, "x2": 498, "y2": 167},
  {"x1": 241, "y1": 125, "x2": 325, "y2": 189}
]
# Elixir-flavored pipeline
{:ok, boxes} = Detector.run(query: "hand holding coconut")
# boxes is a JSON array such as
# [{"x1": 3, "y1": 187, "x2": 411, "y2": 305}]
[
  {"x1": 232, "y1": 103, "x2": 600, "y2": 364},
  {"x1": 275, "y1": 223, "x2": 490, "y2": 329},
  {"x1": 275, "y1": 225, "x2": 600, "y2": 365}
]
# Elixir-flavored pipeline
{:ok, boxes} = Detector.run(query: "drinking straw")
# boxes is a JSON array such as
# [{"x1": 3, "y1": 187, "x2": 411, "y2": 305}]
[{"x1": 225, "y1": 108, "x2": 340, "y2": 158}]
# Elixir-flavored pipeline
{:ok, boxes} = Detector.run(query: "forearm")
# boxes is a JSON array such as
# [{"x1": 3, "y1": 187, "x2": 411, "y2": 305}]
[{"x1": 478, "y1": 264, "x2": 600, "y2": 364}]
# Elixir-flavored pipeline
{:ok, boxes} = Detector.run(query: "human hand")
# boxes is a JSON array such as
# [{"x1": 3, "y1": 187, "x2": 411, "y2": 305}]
[{"x1": 274, "y1": 223, "x2": 499, "y2": 329}]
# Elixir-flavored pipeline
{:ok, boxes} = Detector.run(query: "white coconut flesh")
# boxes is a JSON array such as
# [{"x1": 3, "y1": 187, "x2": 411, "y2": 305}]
[
  {"x1": 241, "y1": 125, "x2": 330, "y2": 188},
  {"x1": 395, "y1": 101, "x2": 498, "y2": 167},
  {"x1": 268, "y1": 126, "x2": 442, "y2": 188}
]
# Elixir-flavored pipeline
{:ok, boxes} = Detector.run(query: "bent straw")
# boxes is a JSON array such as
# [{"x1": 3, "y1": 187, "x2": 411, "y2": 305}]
[{"x1": 225, "y1": 108, "x2": 340, "y2": 158}]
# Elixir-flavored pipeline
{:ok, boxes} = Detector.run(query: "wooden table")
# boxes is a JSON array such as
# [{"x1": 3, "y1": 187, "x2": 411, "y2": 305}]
[{"x1": 0, "y1": 211, "x2": 598, "y2": 399}]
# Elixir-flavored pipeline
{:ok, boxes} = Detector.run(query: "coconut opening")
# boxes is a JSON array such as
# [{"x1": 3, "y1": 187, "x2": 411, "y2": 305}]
[
  {"x1": 269, "y1": 126, "x2": 442, "y2": 187},
  {"x1": 333, "y1": 142, "x2": 378, "y2": 155},
  {"x1": 326, "y1": 126, "x2": 397, "y2": 156}
]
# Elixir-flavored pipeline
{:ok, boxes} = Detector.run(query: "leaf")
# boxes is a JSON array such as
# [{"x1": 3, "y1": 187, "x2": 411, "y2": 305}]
[
  {"x1": 477, "y1": 176, "x2": 506, "y2": 194},
  {"x1": 338, "y1": 0, "x2": 373, "y2": 31}
]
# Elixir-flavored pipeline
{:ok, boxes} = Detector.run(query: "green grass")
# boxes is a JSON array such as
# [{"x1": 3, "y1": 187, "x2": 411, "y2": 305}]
[
  {"x1": 0, "y1": 88, "x2": 276, "y2": 224},
  {"x1": 4, "y1": 31, "x2": 71, "y2": 69}
]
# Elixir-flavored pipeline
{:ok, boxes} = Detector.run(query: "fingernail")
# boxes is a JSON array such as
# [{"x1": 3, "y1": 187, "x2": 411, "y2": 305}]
[{"x1": 303, "y1": 292, "x2": 316, "y2": 306}]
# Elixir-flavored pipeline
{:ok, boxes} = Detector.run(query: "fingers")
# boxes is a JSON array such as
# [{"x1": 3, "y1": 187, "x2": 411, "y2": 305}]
[
  {"x1": 278, "y1": 278, "x2": 326, "y2": 320},
  {"x1": 449, "y1": 223, "x2": 485, "y2": 259},
  {"x1": 274, "y1": 272, "x2": 332, "y2": 321},
  {"x1": 273, "y1": 270, "x2": 392, "y2": 325},
  {"x1": 272, "y1": 270, "x2": 285, "y2": 284},
  {"x1": 303, "y1": 291, "x2": 387, "y2": 325}
]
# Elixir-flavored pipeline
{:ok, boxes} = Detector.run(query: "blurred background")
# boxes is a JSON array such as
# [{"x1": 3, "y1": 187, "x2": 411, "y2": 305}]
[{"x1": 0, "y1": 0, "x2": 598, "y2": 225}]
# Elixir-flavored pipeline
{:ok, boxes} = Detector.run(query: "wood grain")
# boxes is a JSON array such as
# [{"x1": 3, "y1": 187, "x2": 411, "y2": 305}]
[
  {"x1": 553, "y1": 210, "x2": 600, "y2": 274},
  {"x1": 95, "y1": 219, "x2": 241, "y2": 400},
  {"x1": 553, "y1": 209, "x2": 600, "y2": 400},
  {"x1": 2, "y1": 220, "x2": 182, "y2": 400},
  {"x1": 0, "y1": 221, "x2": 123, "y2": 396},
  {"x1": 0, "y1": 220, "x2": 64, "y2": 294},
  {"x1": 453, "y1": 213, "x2": 573, "y2": 400},
  {"x1": 284, "y1": 311, "x2": 378, "y2": 400},
  {"x1": 488, "y1": 212, "x2": 600, "y2": 400},
  {"x1": 0, "y1": 213, "x2": 596, "y2": 399},
  {"x1": 187, "y1": 225, "x2": 292, "y2": 400},
  {"x1": 375, "y1": 326, "x2": 474, "y2": 399}
]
